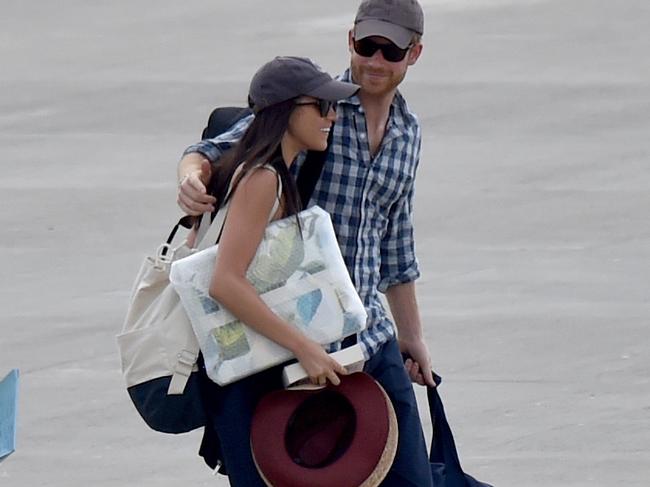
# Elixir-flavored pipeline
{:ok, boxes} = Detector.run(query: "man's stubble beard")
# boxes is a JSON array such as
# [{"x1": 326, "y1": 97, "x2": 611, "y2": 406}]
[{"x1": 351, "y1": 63, "x2": 407, "y2": 98}]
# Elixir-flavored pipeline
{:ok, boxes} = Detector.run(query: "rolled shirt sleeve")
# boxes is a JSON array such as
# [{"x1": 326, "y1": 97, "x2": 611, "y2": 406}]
[
  {"x1": 378, "y1": 135, "x2": 421, "y2": 292},
  {"x1": 378, "y1": 181, "x2": 420, "y2": 292},
  {"x1": 182, "y1": 114, "x2": 254, "y2": 162}
]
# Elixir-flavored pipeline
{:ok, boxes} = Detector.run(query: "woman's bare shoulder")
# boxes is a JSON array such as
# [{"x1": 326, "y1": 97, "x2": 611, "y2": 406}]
[
  {"x1": 228, "y1": 164, "x2": 280, "y2": 212},
  {"x1": 238, "y1": 165, "x2": 278, "y2": 192}
]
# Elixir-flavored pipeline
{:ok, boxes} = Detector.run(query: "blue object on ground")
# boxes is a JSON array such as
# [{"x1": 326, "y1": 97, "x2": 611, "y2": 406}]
[{"x1": 0, "y1": 369, "x2": 19, "y2": 463}]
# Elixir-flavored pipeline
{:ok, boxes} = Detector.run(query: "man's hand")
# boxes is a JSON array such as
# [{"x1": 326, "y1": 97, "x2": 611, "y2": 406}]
[
  {"x1": 399, "y1": 336, "x2": 436, "y2": 387},
  {"x1": 177, "y1": 156, "x2": 216, "y2": 216}
]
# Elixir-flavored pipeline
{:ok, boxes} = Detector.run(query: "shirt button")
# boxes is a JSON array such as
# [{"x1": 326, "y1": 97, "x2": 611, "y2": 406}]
[
  {"x1": 359, "y1": 133, "x2": 366, "y2": 140},
  {"x1": 358, "y1": 107, "x2": 364, "y2": 114}
]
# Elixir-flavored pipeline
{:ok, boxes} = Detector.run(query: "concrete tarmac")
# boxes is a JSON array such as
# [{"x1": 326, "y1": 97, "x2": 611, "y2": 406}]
[{"x1": 1, "y1": 0, "x2": 649, "y2": 485}]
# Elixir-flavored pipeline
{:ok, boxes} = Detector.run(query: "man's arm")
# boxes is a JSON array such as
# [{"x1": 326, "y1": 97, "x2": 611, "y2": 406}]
[
  {"x1": 177, "y1": 114, "x2": 254, "y2": 216},
  {"x1": 380, "y1": 201, "x2": 434, "y2": 387},
  {"x1": 385, "y1": 282, "x2": 435, "y2": 387},
  {"x1": 177, "y1": 153, "x2": 216, "y2": 215},
  {"x1": 379, "y1": 127, "x2": 435, "y2": 385}
]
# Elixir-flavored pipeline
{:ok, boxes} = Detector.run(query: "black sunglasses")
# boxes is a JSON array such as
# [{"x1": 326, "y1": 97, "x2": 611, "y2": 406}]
[
  {"x1": 294, "y1": 99, "x2": 337, "y2": 117},
  {"x1": 353, "y1": 37, "x2": 412, "y2": 63}
]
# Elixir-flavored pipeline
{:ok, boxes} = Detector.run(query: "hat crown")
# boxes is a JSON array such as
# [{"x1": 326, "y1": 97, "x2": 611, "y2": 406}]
[
  {"x1": 248, "y1": 56, "x2": 331, "y2": 112},
  {"x1": 355, "y1": 0, "x2": 424, "y2": 35},
  {"x1": 251, "y1": 372, "x2": 398, "y2": 487},
  {"x1": 285, "y1": 390, "x2": 356, "y2": 469}
]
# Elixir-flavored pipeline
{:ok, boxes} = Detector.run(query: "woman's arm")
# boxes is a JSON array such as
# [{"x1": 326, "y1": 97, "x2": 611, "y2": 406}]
[{"x1": 209, "y1": 167, "x2": 346, "y2": 385}]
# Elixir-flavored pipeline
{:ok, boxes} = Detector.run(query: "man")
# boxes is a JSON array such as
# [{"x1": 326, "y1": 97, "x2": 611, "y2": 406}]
[{"x1": 179, "y1": 1, "x2": 435, "y2": 484}]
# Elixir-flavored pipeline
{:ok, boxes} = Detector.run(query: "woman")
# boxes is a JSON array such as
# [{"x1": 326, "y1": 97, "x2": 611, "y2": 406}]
[{"x1": 198, "y1": 56, "x2": 359, "y2": 486}]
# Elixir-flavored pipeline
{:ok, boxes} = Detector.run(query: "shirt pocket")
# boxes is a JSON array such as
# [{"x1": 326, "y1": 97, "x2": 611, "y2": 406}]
[{"x1": 367, "y1": 160, "x2": 413, "y2": 213}]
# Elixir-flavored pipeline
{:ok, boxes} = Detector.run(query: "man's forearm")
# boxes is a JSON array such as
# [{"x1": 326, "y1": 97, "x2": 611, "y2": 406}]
[
  {"x1": 386, "y1": 280, "x2": 435, "y2": 386},
  {"x1": 385, "y1": 281, "x2": 423, "y2": 339}
]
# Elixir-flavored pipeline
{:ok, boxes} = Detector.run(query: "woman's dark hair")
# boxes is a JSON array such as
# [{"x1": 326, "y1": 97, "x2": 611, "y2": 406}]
[{"x1": 207, "y1": 99, "x2": 302, "y2": 219}]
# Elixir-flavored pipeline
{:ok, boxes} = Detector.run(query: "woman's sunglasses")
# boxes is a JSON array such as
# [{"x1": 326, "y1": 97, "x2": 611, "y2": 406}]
[
  {"x1": 353, "y1": 38, "x2": 412, "y2": 63},
  {"x1": 295, "y1": 99, "x2": 337, "y2": 117}
]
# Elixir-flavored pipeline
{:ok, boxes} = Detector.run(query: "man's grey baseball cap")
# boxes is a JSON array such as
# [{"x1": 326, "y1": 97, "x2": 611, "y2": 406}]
[
  {"x1": 354, "y1": 0, "x2": 424, "y2": 49},
  {"x1": 248, "y1": 56, "x2": 359, "y2": 113}
]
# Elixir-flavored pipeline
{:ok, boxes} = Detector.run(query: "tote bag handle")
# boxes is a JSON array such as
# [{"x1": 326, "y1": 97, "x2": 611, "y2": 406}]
[{"x1": 194, "y1": 165, "x2": 283, "y2": 251}]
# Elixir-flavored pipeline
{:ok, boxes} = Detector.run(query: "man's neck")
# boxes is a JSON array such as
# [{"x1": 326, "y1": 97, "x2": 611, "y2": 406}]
[
  {"x1": 358, "y1": 89, "x2": 395, "y2": 124},
  {"x1": 358, "y1": 89, "x2": 396, "y2": 157}
]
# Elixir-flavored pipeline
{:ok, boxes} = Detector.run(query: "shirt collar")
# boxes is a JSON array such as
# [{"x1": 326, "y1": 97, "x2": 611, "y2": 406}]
[{"x1": 336, "y1": 68, "x2": 408, "y2": 114}]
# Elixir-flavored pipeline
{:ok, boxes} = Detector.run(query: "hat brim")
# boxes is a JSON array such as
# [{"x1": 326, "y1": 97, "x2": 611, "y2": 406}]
[
  {"x1": 251, "y1": 372, "x2": 397, "y2": 487},
  {"x1": 306, "y1": 79, "x2": 359, "y2": 102},
  {"x1": 354, "y1": 19, "x2": 415, "y2": 49}
]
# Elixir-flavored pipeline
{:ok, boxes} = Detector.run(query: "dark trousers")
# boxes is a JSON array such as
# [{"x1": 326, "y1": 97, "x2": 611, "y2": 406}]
[
  {"x1": 365, "y1": 338, "x2": 434, "y2": 487},
  {"x1": 201, "y1": 365, "x2": 283, "y2": 487},
  {"x1": 201, "y1": 337, "x2": 432, "y2": 487}
]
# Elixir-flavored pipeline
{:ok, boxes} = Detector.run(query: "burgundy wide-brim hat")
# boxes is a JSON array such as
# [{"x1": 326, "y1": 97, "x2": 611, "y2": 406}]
[{"x1": 250, "y1": 372, "x2": 398, "y2": 487}]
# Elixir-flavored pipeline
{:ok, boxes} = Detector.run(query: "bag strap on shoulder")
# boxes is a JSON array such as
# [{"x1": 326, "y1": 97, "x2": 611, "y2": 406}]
[{"x1": 195, "y1": 163, "x2": 282, "y2": 250}]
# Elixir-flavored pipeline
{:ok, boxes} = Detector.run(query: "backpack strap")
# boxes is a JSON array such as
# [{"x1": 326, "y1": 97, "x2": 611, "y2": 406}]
[
  {"x1": 167, "y1": 346, "x2": 199, "y2": 395},
  {"x1": 195, "y1": 164, "x2": 282, "y2": 250},
  {"x1": 257, "y1": 165, "x2": 283, "y2": 222}
]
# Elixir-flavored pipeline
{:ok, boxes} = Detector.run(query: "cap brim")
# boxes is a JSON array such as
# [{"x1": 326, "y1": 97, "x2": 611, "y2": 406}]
[
  {"x1": 354, "y1": 19, "x2": 414, "y2": 49},
  {"x1": 307, "y1": 79, "x2": 359, "y2": 102}
]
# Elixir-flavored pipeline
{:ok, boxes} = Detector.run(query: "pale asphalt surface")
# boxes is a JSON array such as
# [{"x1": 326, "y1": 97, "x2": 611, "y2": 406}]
[{"x1": 1, "y1": 1, "x2": 649, "y2": 486}]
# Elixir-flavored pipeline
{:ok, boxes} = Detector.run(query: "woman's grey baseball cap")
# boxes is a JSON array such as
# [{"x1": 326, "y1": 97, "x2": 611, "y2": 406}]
[
  {"x1": 354, "y1": 0, "x2": 424, "y2": 49},
  {"x1": 248, "y1": 56, "x2": 360, "y2": 113}
]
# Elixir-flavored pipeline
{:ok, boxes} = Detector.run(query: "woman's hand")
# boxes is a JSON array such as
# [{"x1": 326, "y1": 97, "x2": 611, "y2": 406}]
[{"x1": 293, "y1": 338, "x2": 348, "y2": 386}]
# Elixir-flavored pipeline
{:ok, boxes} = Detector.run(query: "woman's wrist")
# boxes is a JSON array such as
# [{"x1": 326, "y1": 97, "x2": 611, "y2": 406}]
[{"x1": 284, "y1": 330, "x2": 309, "y2": 356}]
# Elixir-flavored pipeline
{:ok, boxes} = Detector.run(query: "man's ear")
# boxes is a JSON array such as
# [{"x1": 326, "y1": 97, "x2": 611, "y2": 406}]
[
  {"x1": 348, "y1": 29, "x2": 355, "y2": 53},
  {"x1": 407, "y1": 43, "x2": 423, "y2": 66}
]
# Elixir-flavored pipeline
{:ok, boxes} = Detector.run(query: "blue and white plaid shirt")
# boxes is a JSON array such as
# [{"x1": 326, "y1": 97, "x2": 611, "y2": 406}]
[{"x1": 184, "y1": 69, "x2": 422, "y2": 360}]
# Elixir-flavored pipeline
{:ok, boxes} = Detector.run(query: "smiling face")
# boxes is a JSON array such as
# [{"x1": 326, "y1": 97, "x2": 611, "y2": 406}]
[
  {"x1": 348, "y1": 31, "x2": 422, "y2": 97},
  {"x1": 283, "y1": 96, "x2": 337, "y2": 156}
]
